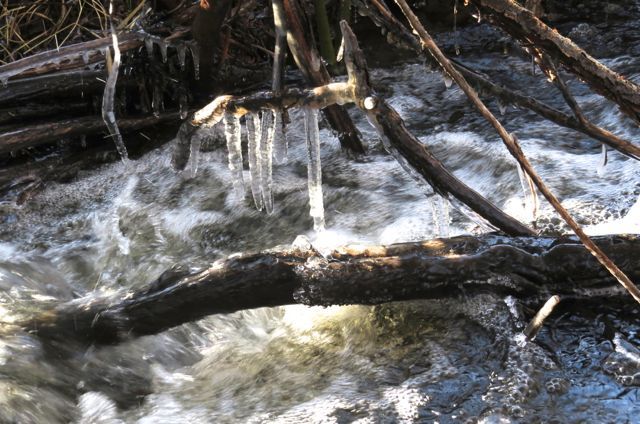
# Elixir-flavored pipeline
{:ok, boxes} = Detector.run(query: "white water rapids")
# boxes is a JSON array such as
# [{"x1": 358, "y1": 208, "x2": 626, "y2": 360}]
[{"x1": 0, "y1": 37, "x2": 640, "y2": 422}]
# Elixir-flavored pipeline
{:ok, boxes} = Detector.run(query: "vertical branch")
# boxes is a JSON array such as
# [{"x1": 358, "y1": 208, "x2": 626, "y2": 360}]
[
  {"x1": 282, "y1": 0, "x2": 366, "y2": 154},
  {"x1": 392, "y1": 0, "x2": 640, "y2": 304},
  {"x1": 314, "y1": 0, "x2": 337, "y2": 68}
]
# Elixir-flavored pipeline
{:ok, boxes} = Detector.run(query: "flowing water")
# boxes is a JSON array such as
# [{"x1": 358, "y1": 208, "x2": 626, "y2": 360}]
[{"x1": 1, "y1": 23, "x2": 640, "y2": 423}]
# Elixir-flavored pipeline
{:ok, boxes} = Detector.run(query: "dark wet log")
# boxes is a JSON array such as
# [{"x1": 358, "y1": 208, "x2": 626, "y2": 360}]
[
  {"x1": 282, "y1": 0, "x2": 366, "y2": 155},
  {"x1": 0, "y1": 70, "x2": 106, "y2": 105},
  {"x1": 21, "y1": 234, "x2": 640, "y2": 345},
  {"x1": 0, "y1": 112, "x2": 181, "y2": 155},
  {"x1": 192, "y1": 0, "x2": 233, "y2": 84},
  {"x1": 0, "y1": 102, "x2": 88, "y2": 126},
  {"x1": 469, "y1": 0, "x2": 640, "y2": 125},
  {"x1": 356, "y1": 0, "x2": 640, "y2": 161}
]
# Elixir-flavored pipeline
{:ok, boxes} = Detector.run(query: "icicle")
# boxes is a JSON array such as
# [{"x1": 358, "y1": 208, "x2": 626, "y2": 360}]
[
  {"x1": 304, "y1": 108, "x2": 325, "y2": 231},
  {"x1": 82, "y1": 51, "x2": 90, "y2": 65},
  {"x1": 188, "y1": 135, "x2": 201, "y2": 178},
  {"x1": 431, "y1": 195, "x2": 451, "y2": 237},
  {"x1": 101, "y1": 2, "x2": 130, "y2": 167},
  {"x1": 260, "y1": 110, "x2": 275, "y2": 214},
  {"x1": 189, "y1": 42, "x2": 200, "y2": 80},
  {"x1": 152, "y1": 84, "x2": 163, "y2": 117},
  {"x1": 498, "y1": 98, "x2": 507, "y2": 116},
  {"x1": 597, "y1": 144, "x2": 608, "y2": 177},
  {"x1": 177, "y1": 44, "x2": 187, "y2": 70},
  {"x1": 0, "y1": 76, "x2": 8, "y2": 88},
  {"x1": 516, "y1": 163, "x2": 539, "y2": 222},
  {"x1": 224, "y1": 112, "x2": 244, "y2": 202},
  {"x1": 246, "y1": 112, "x2": 264, "y2": 211},
  {"x1": 273, "y1": 110, "x2": 288, "y2": 164},
  {"x1": 145, "y1": 37, "x2": 154, "y2": 58},
  {"x1": 443, "y1": 73, "x2": 453, "y2": 89},
  {"x1": 179, "y1": 92, "x2": 189, "y2": 119},
  {"x1": 157, "y1": 39, "x2": 168, "y2": 63}
]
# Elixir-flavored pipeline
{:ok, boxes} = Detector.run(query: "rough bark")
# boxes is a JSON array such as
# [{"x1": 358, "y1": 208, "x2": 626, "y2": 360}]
[{"x1": 21, "y1": 234, "x2": 640, "y2": 345}]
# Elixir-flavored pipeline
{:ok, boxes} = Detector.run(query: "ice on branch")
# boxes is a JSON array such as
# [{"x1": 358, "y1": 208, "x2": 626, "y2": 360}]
[{"x1": 273, "y1": 110, "x2": 289, "y2": 164}]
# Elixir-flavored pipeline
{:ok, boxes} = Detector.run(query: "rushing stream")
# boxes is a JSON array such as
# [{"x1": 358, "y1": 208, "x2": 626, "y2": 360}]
[{"x1": 1, "y1": 19, "x2": 640, "y2": 423}]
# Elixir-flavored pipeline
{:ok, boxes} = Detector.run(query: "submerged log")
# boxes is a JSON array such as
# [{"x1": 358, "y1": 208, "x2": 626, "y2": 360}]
[{"x1": 21, "y1": 234, "x2": 640, "y2": 345}]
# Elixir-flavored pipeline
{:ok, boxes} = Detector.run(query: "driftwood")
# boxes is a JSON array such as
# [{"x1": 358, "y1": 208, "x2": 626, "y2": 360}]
[
  {"x1": 21, "y1": 234, "x2": 640, "y2": 345},
  {"x1": 0, "y1": 33, "x2": 145, "y2": 83}
]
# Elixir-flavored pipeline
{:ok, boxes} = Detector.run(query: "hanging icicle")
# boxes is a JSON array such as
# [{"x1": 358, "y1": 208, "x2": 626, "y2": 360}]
[
  {"x1": 224, "y1": 112, "x2": 244, "y2": 202},
  {"x1": 261, "y1": 110, "x2": 276, "y2": 214},
  {"x1": 273, "y1": 110, "x2": 289, "y2": 164},
  {"x1": 188, "y1": 135, "x2": 201, "y2": 178},
  {"x1": 247, "y1": 112, "x2": 264, "y2": 211},
  {"x1": 101, "y1": 0, "x2": 130, "y2": 166},
  {"x1": 597, "y1": 144, "x2": 608, "y2": 177},
  {"x1": 304, "y1": 108, "x2": 325, "y2": 231}
]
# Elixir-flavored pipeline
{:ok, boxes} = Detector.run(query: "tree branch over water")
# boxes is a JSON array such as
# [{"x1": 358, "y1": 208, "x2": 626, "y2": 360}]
[{"x1": 20, "y1": 234, "x2": 640, "y2": 345}]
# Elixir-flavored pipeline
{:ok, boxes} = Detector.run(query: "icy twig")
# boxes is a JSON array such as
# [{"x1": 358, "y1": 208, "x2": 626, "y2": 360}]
[{"x1": 101, "y1": 1, "x2": 131, "y2": 167}]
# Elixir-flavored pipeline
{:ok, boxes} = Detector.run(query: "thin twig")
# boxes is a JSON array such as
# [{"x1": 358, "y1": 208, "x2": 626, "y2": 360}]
[{"x1": 523, "y1": 295, "x2": 561, "y2": 340}]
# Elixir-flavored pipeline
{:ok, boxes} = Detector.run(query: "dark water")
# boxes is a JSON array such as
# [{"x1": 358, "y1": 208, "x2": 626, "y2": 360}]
[{"x1": 1, "y1": 20, "x2": 640, "y2": 423}]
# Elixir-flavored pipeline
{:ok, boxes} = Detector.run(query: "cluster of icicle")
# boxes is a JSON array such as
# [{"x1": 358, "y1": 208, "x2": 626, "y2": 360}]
[
  {"x1": 101, "y1": 26, "x2": 200, "y2": 166},
  {"x1": 221, "y1": 108, "x2": 330, "y2": 230}
]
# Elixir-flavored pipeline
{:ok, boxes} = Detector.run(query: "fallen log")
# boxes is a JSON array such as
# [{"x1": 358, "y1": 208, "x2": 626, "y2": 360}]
[
  {"x1": 0, "y1": 33, "x2": 145, "y2": 83},
  {"x1": 0, "y1": 70, "x2": 106, "y2": 105},
  {"x1": 21, "y1": 234, "x2": 640, "y2": 345},
  {"x1": 0, "y1": 111, "x2": 181, "y2": 155}
]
